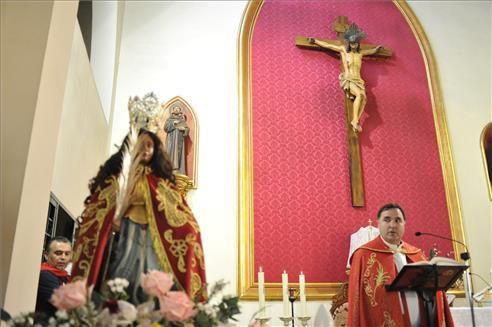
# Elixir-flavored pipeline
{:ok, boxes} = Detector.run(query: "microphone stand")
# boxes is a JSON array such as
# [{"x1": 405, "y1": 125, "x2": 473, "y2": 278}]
[
  {"x1": 415, "y1": 232, "x2": 476, "y2": 327},
  {"x1": 470, "y1": 272, "x2": 492, "y2": 302},
  {"x1": 461, "y1": 252, "x2": 476, "y2": 327}
]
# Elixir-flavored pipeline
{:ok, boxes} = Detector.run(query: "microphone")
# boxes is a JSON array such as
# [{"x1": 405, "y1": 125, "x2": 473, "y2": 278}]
[
  {"x1": 414, "y1": 231, "x2": 470, "y2": 261},
  {"x1": 469, "y1": 272, "x2": 492, "y2": 302}
]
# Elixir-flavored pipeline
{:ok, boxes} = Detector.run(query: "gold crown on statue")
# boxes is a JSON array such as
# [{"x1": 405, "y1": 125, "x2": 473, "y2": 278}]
[{"x1": 128, "y1": 92, "x2": 165, "y2": 133}]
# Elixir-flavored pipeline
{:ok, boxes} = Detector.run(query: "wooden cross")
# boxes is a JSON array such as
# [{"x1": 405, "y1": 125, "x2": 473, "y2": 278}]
[{"x1": 295, "y1": 16, "x2": 392, "y2": 207}]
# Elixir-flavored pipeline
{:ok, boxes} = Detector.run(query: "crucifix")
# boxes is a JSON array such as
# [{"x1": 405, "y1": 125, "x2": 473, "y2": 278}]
[{"x1": 295, "y1": 16, "x2": 392, "y2": 207}]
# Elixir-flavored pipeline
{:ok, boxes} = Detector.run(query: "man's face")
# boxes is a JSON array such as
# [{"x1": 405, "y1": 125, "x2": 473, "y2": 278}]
[
  {"x1": 44, "y1": 241, "x2": 72, "y2": 271},
  {"x1": 377, "y1": 208, "x2": 406, "y2": 245}
]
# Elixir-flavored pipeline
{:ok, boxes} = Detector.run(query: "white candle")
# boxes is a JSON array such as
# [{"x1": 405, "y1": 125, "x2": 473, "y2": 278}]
[
  {"x1": 299, "y1": 271, "x2": 307, "y2": 317},
  {"x1": 258, "y1": 267, "x2": 266, "y2": 318},
  {"x1": 282, "y1": 270, "x2": 289, "y2": 317}
]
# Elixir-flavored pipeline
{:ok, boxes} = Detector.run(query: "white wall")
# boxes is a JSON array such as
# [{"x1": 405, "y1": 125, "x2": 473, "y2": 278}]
[
  {"x1": 113, "y1": 0, "x2": 245, "y2": 277},
  {"x1": 1, "y1": 1, "x2": 79, "y2": 314},
  {"x1": 409, "y1": 0, "x2": 492, "y2": 303},
  {"x1": 0, "y1": 0, "x2": 53, "y2": 307},
  {"x1": 91, "y1": 0, "x2": 118, "y2": 121},
  {"x1": 51, "y1": 25, "x2": 111, "y2": 219},
  {"x1": 1, "y1": 1, "x2": 112, "y2": 315}
]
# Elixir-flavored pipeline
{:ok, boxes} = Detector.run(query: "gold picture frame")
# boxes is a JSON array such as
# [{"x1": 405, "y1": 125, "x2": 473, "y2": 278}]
[{"x1": 237, "y1": 0, "x2": 465, "y2": 300}]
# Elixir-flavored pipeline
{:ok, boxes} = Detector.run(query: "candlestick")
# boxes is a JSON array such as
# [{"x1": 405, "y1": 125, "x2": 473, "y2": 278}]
[
  {"x1": 279, "y1": 316, "x2": 294, "y2": 326},
  {"x1": 288, "y1": 288, "x2": 298, "y2": 327},
  {"x1": 255, "y1": 317, "x2": 270, "y2": 327},
  {"x1": 258, "y1": 267, "x2": 266, "y2": 318},
  {"x1": 297, "y1": 316, "x2": 311, "y2": 327},
  {"x1": 282, "y1": 270, "x2": 289, "y2": 317},
  {"x1": 299, "y1": 271, "x2": 307, "y2": 317}
]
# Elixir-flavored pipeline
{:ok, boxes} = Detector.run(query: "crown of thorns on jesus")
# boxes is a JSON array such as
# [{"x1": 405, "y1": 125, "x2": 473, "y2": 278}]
[{"x1": 343, "y1": 23, "x2": 366, "y2": 44}]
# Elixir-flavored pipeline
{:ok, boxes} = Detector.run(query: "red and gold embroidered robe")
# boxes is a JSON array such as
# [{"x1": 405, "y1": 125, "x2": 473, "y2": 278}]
[
  {"x1": 348, "y1": 236, "x2": 454, "y2": 327},
  {"x1": 71, "y1": 172, "x2": 206, "y2": 300}
]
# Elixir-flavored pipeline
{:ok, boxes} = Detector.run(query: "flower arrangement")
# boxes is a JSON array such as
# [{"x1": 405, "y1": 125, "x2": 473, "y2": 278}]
[{"x1": 6, "y1": 271, "x2": 240, "y2": 327}]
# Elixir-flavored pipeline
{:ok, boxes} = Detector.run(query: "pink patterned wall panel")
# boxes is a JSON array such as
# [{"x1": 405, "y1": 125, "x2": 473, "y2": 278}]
[{"x1": 252, "y1": 0, "x2": 453, "y2": 283}]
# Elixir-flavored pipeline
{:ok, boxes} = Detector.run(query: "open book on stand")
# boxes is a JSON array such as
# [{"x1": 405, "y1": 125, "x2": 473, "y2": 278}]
[
  {"x1": 408, "y1": 256, "x2": 464, "y2": 266},
  {"x1": 386, "y1": 257, "x2": 468, "y2": 292}
]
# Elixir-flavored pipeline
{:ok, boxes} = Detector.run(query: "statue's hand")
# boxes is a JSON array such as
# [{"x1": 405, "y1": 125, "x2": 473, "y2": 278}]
[{"x1": 112, "y1": 219, "x2": 121, "y2": 232}]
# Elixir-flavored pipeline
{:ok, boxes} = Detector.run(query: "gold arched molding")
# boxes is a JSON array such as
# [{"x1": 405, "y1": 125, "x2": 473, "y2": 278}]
[
  {"x1": 394, "y1": 1, "x2": 465, "y2": 278},
  {"x1": 237, "y1": 0, "x2": 465, "y2": 300},
  {"x1": 480, "y1": 122, "x2": 492, "y2": 200}
]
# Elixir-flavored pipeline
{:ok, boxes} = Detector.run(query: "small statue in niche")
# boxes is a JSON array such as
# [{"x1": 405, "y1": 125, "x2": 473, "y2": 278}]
[{"x1": 164, "y1": 105, "x2": 189, "y2": 175}]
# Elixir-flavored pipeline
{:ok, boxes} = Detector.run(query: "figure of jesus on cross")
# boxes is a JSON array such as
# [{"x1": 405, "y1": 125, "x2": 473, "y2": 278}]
[
  {"x1": 309, "y1": 23, "x2": 382, "y2": 133},
  {"x1": 296, "y1": 17, "x2": 392, "y2": 207}
]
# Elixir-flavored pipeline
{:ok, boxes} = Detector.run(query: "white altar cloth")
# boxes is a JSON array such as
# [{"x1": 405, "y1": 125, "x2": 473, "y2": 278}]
[{"x1": 450, "y1": 307, "x2": 492, "y2": 326}]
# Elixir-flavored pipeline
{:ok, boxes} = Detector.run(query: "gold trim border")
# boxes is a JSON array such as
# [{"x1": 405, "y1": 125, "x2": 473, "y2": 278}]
[
  {"x1": 237, "y1": 0, "x2": 465, "y2": 300},
  {"x1": 394, "y1": 2, "x2": 465, "y2": 297},
  {"x1": 237, "y1": 0, "x2": 263, "y2": 300},
  {"x1": 480, "y1": 122, "x2": 492, "y2": 200}
]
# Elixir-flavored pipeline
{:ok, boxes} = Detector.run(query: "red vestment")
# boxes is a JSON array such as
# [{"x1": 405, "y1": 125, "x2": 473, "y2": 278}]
[
  {"x1": 348, "y1": 236, "x2": 454, "y2": 327},
  {"x1": 71, "y1": 172, "x2": 206, "y2": 300}
]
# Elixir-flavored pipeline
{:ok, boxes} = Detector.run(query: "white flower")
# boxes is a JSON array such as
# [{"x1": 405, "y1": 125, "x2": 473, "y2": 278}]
[
  {"x1": 206, "y1": 306, "x2": 217, "y2": 315},
  {"x1": 55, "y1": 310, "x2": 68, "y2": 319},
  {"x1": 114, "y1": 278, "x2": 129, "y2": 288},
  {"x1": 197, "y1": 302, "x2": 217, "y2": 316},
  {"x1": 108, "y1": 278, "x2": 129, "y2": 294}
]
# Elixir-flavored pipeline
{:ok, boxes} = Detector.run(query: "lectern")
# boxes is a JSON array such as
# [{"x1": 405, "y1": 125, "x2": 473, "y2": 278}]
[{"x1": 386, "y1": 261, "x2": 467, "y2": 326}]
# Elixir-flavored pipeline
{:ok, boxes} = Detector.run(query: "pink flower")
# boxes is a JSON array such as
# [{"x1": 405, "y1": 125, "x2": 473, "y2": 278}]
[
  {"x1": 50, "y1": 280, "x2": 87, "y2": 310},
  {"x1": 140, "y1": 270, "x2": 174, "y2": 297},
  {"x1": 158, "y1": 291, "x2": 197, "y2": 321}
]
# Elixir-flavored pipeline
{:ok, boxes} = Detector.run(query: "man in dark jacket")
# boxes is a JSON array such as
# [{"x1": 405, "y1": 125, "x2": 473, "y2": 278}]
[{"x1": 35, "y1": 236, "x2": 72, "y2": 317}]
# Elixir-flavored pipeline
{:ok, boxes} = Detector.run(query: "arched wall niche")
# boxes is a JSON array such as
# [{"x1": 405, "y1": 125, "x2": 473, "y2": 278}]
[
  {"x1": 160, "y1": 96, "x2": 199, "y2": 191},
  {"x1": 237, "y1": 0, "x2": 464, "y2": 300}
]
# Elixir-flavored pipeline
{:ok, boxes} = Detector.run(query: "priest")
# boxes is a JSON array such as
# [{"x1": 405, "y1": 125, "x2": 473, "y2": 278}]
[{"x1": 348, "y1": 203, "x2": 454, "y2": 326}]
